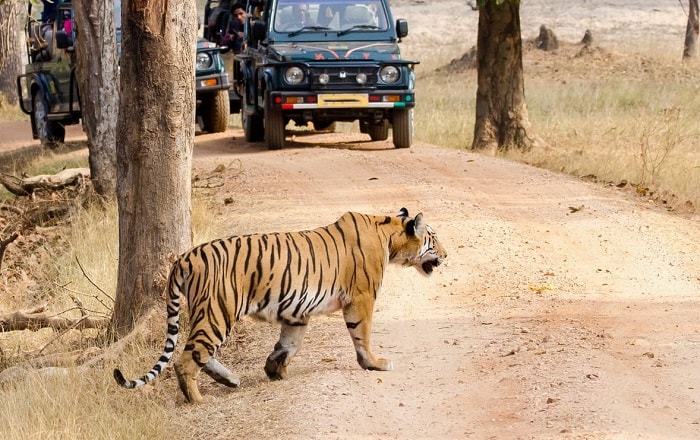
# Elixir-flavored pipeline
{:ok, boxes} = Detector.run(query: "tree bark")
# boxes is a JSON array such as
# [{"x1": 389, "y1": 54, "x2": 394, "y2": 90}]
[
  {"x1": 111, "y1": 0, "x2": 196, "y2": 337},
  {"x1": 684, "y1": 0, "x2": 699, "y2": 59},
  {"x1": 73, "y1": 0, "x2": 119, "y2": 197},
  {"x1": 472, "y1": 0, "x2": 540, "y2": 152},
  {"x1": 0, "y1": 0, "x2": 23, "y2": 105}
]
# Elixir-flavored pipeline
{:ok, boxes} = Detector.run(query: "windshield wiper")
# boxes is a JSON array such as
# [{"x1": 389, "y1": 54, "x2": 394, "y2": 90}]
[
  {"x1": 338, "y1": 25, "x2": 379, "y2": 36},
  {"x1": 288, "y1": 26, "x2": 331, "y2": 37}
]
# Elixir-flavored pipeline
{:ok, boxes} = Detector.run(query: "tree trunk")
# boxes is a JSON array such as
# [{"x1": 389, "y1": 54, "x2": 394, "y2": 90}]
[
  {"x1": 111, "y1": 0, "x2": 196, "y2": 337},
  {"x1": 73, "y1": 0, "x2": 119, "y2": 197},
  {"x1": 684, "y1": 0, "x2": 699, "y2": 59},
  {"x1": 0, "y1": 0, "x2": 23, "y2": 105},
  {"x1": 472, "y1": 0, "x2": 540, "y2": 152}
]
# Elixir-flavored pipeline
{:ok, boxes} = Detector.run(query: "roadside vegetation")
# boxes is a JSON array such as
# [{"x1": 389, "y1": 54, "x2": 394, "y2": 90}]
[{"x1": 414, "y1": 41, "x2": 700, "y2": 213}]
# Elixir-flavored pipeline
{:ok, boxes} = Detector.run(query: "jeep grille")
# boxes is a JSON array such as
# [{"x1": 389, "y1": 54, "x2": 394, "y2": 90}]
[{"x1": 310, "y1": 67, "x2": 377, "y2": 90}]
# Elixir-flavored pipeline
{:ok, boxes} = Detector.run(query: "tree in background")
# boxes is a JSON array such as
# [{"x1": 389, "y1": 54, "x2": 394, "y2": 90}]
[
  {"x1": 472, "y1": 0, "x2": 541, "y2": 152},
  {"x1": 111, "y1": 0, "x2": 197, "y2": 337},
  {"x1": 683, "y1": 0, "x2": 699, "y2": 59},
  {"x1": 0, "y1": 0, "x2": 23, "y2": 105},
  {"x1": 73, "y1": 0, "x2": 118, "y2": 196}
]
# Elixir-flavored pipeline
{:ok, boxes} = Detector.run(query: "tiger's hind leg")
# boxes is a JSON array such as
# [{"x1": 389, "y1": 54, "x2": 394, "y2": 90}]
[
  {"x1": 264, "y1": 321, "x2": 309, "y2": 380},
  {"x1": 174, "y1": 349, "x2": 205, "y2": 404},
  {"x1": 202, "y1": 358, "x2": 240, "y2": 387},
  {"x1": 174, "y1": 334, "x2": 225, "y2": 403}
]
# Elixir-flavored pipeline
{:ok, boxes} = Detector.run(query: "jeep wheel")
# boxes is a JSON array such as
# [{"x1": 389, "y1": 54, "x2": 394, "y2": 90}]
[
  {"x1": 33, "y1": 91, "x2": 64, "y2": 147},
  {"x1": 264, "y1": 92, "x2": 285, "y2": 150},
  {"x1": 242, "y1": 89, "x2": 264, "y2": 142},
  {"x1": 392, "y1": 108, "x2": 413, "y2": 148},
  {"x1": 367, "y1": 120, "x2": 389, "y2": 141},
  {"x1": 201, "y1": 89, "x2": 229, "y2": 133}
]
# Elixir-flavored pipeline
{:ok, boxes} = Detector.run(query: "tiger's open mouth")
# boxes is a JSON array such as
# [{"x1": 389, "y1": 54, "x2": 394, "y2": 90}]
[{"x1": 422, "y1": 259, "x2": 441, "y2": 275}]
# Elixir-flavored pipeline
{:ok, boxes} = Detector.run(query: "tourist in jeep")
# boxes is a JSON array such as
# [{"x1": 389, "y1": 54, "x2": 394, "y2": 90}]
[
  {"x1": 292, "y1": 3, "x2": 315, "y2": 27},
  {"x1": 219, "y1": 2, "x2": 246, "y2": 54},
  {"x1": 40, "y1": 0, "x2": 63, "y2": 55}
]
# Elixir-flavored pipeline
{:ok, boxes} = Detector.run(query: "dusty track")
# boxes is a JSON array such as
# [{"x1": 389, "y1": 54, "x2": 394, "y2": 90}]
[{"x1": 164, "y1": 128, "x2": 699, "y2": 439}]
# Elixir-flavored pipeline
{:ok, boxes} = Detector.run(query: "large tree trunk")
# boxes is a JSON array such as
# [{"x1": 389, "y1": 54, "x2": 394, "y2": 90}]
[
  {"x1": 472, "y1": 0, "x2": 540, "y2": 152},
  {"x1": 0, "y1": 0, "x2": 23, "y2": 105},
  {"x1": 684, "y1": 0, "x2": 699, "y2": 59},
  {"x1": 73, "y1": 0, "x2": 119, "y2": 197},
  {"x1": 111, "y1": 0, "x2": 196, "y2": 337}
]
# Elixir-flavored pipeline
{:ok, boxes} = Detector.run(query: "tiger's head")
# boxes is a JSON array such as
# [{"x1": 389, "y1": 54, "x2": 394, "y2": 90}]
[{"x1": 394, "y1": 208, "x2": 447, "y2": 276}]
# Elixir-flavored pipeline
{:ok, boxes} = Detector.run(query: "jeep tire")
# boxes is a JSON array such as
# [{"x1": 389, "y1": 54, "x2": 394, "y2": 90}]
[
  {"x1": 200, "y1": 89, "x2": 229, "y2": 133},
  {"x1": 392, "y1": 108, "x2": 413, "y2": 148},
  {"x1": 264, "y1": 92, "x2": 285, "y2": 150},
  {"x1": 366, "y1": 120, "x2": 389, "y2": 142},
  {"x1": 33, "y1": 91, "x2": 65, "y2": 147}
]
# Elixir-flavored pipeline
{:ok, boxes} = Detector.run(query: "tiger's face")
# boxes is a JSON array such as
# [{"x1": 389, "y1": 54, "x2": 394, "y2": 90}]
[
  {"x1": 394, "y1": 209, "x2": 447, "y2": 276},
  {"x1": 417, "y1": 224, "x2": 446, "y2": 276}
]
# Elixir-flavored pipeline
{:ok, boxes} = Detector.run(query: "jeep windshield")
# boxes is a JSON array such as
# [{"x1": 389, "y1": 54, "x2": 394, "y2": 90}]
[{"x1": 273, "y1": 0, "x2": 389, "y2": 34}]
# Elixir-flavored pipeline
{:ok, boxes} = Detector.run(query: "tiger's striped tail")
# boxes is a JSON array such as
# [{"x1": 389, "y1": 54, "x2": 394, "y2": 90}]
[{"x1": 113, "y1": 265, "x2": 184, "y2": 390}]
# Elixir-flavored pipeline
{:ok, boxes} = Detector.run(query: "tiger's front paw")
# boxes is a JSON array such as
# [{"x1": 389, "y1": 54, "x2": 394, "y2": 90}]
[
  {"x1": 371, "y1": 358, "x2": 394, "y2": 371},
  {"x1": 360, "y1": 356, "x2": 394, "y2": 371}
]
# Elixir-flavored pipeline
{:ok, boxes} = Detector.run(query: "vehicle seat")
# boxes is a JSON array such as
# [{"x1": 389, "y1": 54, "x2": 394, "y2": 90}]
[{"x1": 342, "y1": 6, "x2": 374, "y2": 26}]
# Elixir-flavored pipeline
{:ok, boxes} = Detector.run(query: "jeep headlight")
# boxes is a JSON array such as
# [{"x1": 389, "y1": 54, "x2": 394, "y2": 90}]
[
  {"x1": 379, "y1": 65, "x2": 400, "y2": 84},
  {"x1": 196, "y1": 52, "x2": 213, "y2": 70},
  {"x1": 284, "y1": 66, "x2": 305, "y2": 85}
]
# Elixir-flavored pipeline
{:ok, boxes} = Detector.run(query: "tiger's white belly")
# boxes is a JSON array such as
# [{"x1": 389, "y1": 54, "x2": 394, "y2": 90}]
[{"x1": 249, "y1": 289, "x2": 344, "y2": 324}]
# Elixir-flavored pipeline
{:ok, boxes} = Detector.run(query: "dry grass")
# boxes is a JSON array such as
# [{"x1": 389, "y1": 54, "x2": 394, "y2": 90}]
[
  {"x1": 413, "y1": 42, "x2": 700, "y2": 212},
  {"x1": 0, "y1": 93, "x2": 26, "y2": 122},
  {"x1": 0, "y1": 179, "x2": 228, "y2": 440}
]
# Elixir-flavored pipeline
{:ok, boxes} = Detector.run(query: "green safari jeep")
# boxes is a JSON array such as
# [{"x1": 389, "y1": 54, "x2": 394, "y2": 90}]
[
  {"x1": 16, "y1": 1, "x2": 233, "y2": 145},
  {"x1": 238, "y1": 0, "x2": 419, "y2": 149}
]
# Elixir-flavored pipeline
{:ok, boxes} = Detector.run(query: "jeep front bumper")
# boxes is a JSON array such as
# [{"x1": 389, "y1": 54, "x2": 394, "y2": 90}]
[
  {"x1": 269, "y1": 90, "x2": 415, "y2": 111},
  {"x1": 195, "y1": 73, "x2": 230, "y2": 94}
]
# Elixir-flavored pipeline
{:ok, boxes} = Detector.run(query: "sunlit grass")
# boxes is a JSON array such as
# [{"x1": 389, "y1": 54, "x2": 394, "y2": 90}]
[
  {"x1": 414, "y1": 49, "x2": 700, "y2": 210},
  {"x1": 0, "y1": 369, "x2": 170, "y2": 440},
  {"x1": 0, "y1": 172, "x2": 227, "y2": 439}
]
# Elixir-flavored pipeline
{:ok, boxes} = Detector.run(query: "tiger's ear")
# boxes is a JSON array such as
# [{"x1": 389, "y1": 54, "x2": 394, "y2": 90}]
[
  {"x1": 397, "y1": 207, "x2": 409, "y2": 218},
  {"x1": 406, "y1": 213, "x2": 425, "y2": 237}
]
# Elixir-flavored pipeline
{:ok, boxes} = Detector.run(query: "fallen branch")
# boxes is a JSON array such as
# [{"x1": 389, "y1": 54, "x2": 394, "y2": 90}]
[
  {"x1": 0, "y1": 303, "x2": 109, "y2": 332},
  {"x1": 0, "y1": 174, "x2": 30, "y2": 196},
  {"x1": 0, "y1": 308, "x2": 160, "y2": 386},
  {"x1": 0, "y1": 348, "x2": 102, "y2": 385},
  {"x1": 0, "y1": 168, "x2": 90, "y2": 196}
]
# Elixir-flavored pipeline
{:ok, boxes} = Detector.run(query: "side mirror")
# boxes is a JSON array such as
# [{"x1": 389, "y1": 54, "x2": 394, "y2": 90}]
[{"x1": 396, "y1": 19, "x2": 408, "y2": 39}]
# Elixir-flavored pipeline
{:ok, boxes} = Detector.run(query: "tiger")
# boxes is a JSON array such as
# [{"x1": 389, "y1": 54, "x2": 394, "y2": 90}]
[{"x1": 113, "y1": 208, "x2": 446, "y2": 403}]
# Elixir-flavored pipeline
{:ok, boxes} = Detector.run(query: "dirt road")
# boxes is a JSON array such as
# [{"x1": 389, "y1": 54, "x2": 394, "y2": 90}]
[
  {"x1": 134, "y1": 128, "x2": 699, "y2": 439},
  {"x1": 1, "y1": 118, "x2": 698, "y2": 438}
]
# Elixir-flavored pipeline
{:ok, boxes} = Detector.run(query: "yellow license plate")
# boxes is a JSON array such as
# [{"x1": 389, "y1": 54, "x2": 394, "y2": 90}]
[{"x1": 318, "y1": 94, "x2": 369, "y2": 107}]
